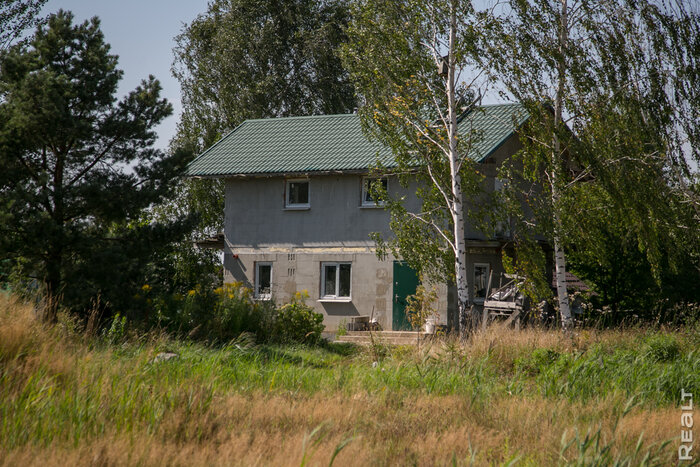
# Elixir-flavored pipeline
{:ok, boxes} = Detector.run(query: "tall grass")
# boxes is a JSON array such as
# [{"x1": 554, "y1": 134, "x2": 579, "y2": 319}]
[{"x1": 0, "y1": 294, "x2": 694, "y2": 465}]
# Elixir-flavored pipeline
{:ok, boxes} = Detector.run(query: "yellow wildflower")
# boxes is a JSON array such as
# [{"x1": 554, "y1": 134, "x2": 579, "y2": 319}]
[
  {"x1": 141, "y1": 284, "x2": 151, "y2": 292},
  {"x1": 188, "y1": 290, "x2": 196, "y2": 297},
  {"x1": 214, "y1": 287, "x2": 223, "y2": 295}
]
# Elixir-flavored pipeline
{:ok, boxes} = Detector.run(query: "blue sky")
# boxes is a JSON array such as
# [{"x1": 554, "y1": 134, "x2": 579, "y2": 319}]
[{"x1": 42, "y1": 1, "x2": 210, "y2": 150}]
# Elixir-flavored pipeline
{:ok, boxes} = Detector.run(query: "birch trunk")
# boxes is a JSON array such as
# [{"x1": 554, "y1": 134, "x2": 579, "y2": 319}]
[
  {"x1": 446, "y1": 2, "x2": 471, "y2": 336},
  {"x1": 553, "y1": 0, "x2": 573, "y2": 330}
]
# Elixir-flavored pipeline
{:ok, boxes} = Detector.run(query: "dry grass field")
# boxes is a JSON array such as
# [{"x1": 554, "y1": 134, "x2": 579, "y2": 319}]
[{"x1": 1, "y1": 293, "x2": 697, "y2": 466}]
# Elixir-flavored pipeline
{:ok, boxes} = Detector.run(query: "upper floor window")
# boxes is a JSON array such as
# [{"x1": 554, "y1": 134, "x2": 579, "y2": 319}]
[
  {"x1": 285, "y1": 179, "x2": 310, "y2": 208},
  {"x1": 361, "y1": 177, "x2": 388, "y2": 207},
  {"x1": 255, "y1": 262, "x2": 272, "y2": 300}
]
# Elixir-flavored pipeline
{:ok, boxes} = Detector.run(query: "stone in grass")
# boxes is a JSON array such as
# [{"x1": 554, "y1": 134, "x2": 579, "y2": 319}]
[{"x1": 152, "y1": 352, "x2": 179, "y2": 363}]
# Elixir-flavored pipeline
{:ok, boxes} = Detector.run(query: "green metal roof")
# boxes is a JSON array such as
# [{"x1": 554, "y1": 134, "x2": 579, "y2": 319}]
[
  {"x1": 186, "y1": 103, "x2": 528, "y2": 177},
  {"x1": 459, "y1": 103, "x2": 530, "y2": 161}
]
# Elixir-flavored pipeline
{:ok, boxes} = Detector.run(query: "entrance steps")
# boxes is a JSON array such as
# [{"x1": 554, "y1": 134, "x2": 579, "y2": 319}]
[{"x1": 335, "y1": 330, "x2": 432, "y2": 346}]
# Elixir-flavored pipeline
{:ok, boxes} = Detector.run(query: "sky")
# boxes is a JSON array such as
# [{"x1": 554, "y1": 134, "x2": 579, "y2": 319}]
[{"x1": 41, "y1": 0, "x2": 211, "y2": 150}]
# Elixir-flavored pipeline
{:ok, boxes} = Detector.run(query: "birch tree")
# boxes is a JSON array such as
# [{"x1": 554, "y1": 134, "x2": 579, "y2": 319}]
[
  {"x1": 343, "y1": 0, "x2": 487, "y2": 335},
  {"x1": 478, "y1": 0, "x2": 700, "y2": 328},
  {"x1": 0, "y1": 0, "x2": 46, "y2": 51}
]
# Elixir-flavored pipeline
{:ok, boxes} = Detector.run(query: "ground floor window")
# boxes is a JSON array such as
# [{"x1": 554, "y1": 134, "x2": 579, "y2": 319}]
[
  {"x1": 255, "y1": 262, "x2": 272, "y2": 299},
  {"x1": 473, "y1": 263, "x2": 490, "y2": 303},
  {"x1": 321, "y1": 262, "x2": 351, "y2": 299}
]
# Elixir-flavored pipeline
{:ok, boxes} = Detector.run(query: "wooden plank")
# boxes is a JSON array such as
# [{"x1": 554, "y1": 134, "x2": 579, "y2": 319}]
[{"x1": 483, "y1": 300, "x2": 521, "y2": 310}]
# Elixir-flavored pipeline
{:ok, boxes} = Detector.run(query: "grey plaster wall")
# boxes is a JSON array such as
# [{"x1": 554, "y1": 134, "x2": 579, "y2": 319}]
[{"x1": 224, "y1": 174, "x2": 421, "y2": 248}]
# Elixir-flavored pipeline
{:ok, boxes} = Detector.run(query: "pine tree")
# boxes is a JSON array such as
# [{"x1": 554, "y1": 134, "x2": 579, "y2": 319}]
[{"x1": 0, "y1": 10, "x2": 189, "y2": 320}]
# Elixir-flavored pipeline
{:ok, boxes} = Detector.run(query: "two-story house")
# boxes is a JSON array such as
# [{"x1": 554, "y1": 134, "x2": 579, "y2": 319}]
[{"x1": 186, "y1": 103, "x2": 529, "y2": 332}]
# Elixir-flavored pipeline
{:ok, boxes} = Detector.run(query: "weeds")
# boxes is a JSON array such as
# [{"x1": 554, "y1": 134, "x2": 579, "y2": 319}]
[{"x1": 0, "y1": 294, "x2": 692, "y2": 465}]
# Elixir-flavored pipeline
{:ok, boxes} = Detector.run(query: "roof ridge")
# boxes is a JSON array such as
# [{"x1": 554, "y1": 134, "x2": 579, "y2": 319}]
[{"x1": 242, "y1": 113, "x2": 357, "y2": 123}]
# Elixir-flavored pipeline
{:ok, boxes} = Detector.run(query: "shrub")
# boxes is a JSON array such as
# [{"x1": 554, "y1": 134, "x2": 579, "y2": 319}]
[
  {"x1": 140, "y1": 284, "x2": 325, "y2": 346},
  {"x1": 404, "y1": 282, "x2": 439, "y2": 331},
  {"x1": 212, "y1": 284, "x2": 265, "y2": 342},
  {"x1": 273, "y1": 291, "x2": 324, "y2": 344},
  {"x1": 336, "y1": 319, "x2": 348, "y2": 337}
]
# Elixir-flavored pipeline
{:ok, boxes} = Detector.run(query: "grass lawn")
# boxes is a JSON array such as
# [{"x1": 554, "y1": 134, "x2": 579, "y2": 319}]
[{"x1": 1, "y1": 294, "x2": 698, "y2": 466}]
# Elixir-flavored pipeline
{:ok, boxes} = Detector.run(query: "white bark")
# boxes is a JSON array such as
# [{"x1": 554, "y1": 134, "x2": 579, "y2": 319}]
[
  {"x1": 553, "y1": 0, "x2": 573, "y2": 330},
  {"x1": 446, "y1": 2, "x2": 471, "y2": 336}
]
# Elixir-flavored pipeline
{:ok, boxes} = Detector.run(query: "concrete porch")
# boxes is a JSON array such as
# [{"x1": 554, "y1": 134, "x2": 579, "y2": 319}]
[{"x1": 335, "y1": 330, "x2": 433, "y2": 346}]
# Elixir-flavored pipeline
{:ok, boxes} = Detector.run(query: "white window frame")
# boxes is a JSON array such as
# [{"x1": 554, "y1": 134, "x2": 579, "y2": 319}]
[
  {"x1": 361, "y1": 177, "x2": 388, "y2": 207},
  {"x1": 254, "y1": 262, "x2": 273, "y2": 300},
  {"x1": 473, "y1": 263, "x2": 490, "y2": 304},
  {"x1": 285, "y1": 178, "x2": 310, "y2": 209},
  {"x1": 320, "y1": 262, "x2": 352, "y2": 301}
]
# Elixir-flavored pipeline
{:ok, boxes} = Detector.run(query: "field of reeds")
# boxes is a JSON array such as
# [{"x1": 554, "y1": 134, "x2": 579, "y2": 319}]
[{"x1": 1, "y1": 292, "x2": 698, "y2": 466}]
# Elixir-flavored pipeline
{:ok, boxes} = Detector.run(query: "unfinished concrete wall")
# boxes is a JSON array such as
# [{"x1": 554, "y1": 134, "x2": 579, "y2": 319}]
[{"x1": 224, "y1": 248, "x2": 449, "y2": 331}]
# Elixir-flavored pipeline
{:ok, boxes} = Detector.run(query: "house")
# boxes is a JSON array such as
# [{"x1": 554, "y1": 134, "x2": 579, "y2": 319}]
[{"x1": 186, "y1": 103, "x2": 530, "y2": 332}]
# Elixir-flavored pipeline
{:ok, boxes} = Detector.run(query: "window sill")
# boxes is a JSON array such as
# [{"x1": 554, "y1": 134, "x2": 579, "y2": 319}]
[
  {"x1": 284, "y1": 205, "x2": 310, "y2": 211},
  {"x1": 359, "y1": 204, "x2": 385, "y2": 209},
  {"x1": 317, "y1": 298, "x2": 352, "y2": 303},
  {"x1": 255, "y1": 296, "x2": 272, "y2": 301}
]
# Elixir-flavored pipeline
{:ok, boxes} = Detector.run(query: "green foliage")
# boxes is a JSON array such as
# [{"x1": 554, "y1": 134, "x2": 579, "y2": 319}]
[
  {"x1": 501, "y1": 246, "x2": 550, "y2": 304},
  {"x1": 274, "y1": 291, "x2": 324, "y2": 345},
  {"x1": 404, "y1": 282, "x2": 439, "y2": 331},
  {"x1": 643, "y1": 334, "x2": 681, "y2": 363},
  {"x1": 476, "y1": 0, "x2": 700, "y2": 320},
  {"x1": 1, "y1": 296, "x2": 697, "y2": 464},
  {"x1": 146, "y1": 284, "x2": 323, "y2": 346},
  {"x1": 514, "y1": 348, "x2": 560, "y2": 376},
  {"x1": 0, "y1": 10, "x2": 192, "y2": 320},
  {"x1": 164, "y1": 0, "x2": 357, "y2": 298},
  {"x1": 342, "y1": 0, "x2": 487, "y2": 314},
  {"x1": 559, "y1": 398, "x2": 669, "y2": 466},
  {"x1": 336, "y1": 319, "x2": 348, "y2": 337},
  {"x1": 0, "y1": 0, "x2": 46, "y2": 50},
  {"x1": 104, "y1": 313, "x2": 127, "y2": 345},
  {"x1": 172, "y1": 0, "x2": 356, "y2": 152}
]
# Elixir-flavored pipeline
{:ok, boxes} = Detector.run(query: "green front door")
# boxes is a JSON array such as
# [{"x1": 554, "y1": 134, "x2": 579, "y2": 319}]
[{"x1": 392, "y1": 261, "x2": 420, "y2": 330}]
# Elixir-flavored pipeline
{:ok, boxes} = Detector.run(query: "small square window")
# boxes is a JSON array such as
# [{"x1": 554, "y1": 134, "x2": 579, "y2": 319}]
[
  {"x1": 286, "y1": 179, "x2": 310, "y2": 208},
  {"x1": 321, "y1": 262, "x2": 351, "y2": 299},
  {"x1": 361, "y1": 177, "x2": 388, "y2": 207},
  {"x1": 473, "y1": 263, "x2": 490, "y2": 303},
  {"x1": 255, "y1": 262, "x2": 272, "y2": 299}
]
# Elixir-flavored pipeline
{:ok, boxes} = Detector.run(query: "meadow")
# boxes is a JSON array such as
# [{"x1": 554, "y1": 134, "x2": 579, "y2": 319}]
[{"x1": 1, "y1": 293, "x2": 698, "y2": 466}]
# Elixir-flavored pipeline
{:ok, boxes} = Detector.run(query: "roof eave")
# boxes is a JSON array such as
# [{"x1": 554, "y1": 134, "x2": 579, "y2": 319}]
[{"x1": 187, "y1": 166, "x2": 399, "y2": 179}]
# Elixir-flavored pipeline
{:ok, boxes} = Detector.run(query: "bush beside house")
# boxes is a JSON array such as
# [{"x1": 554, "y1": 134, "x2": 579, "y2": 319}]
[{"x1": 132, "y1": 283, "x2": 324, "y2": 345}]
